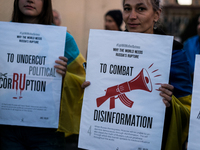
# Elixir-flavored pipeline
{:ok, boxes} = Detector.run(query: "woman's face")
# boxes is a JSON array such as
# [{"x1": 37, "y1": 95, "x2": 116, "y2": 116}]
[
  {"x1": 123, "y1": 0, "x2": 160, "y2": 34},
  {"x1": 18, "y1": 0, "x2": 44, "y2": 17},
  {"x1": 105, "y1": 15, "x2": 119, "y2": 31}
]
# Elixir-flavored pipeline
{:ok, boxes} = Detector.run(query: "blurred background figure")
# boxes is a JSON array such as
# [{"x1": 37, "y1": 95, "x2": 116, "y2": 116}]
[
  {"x1": 182, "y1": 14, "x2": 200, "y2": 79},
  {"x1": 53, "y1": 9, "x2": 61, "y2": 26},
  {"x1": 104, "y1": 9, "x2": 123, "y2": 31}
]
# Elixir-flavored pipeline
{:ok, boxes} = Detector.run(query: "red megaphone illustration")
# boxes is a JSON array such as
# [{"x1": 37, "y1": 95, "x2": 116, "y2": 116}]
[{"x1": 96, "y1": 68, "x2": 152, "y2": 109}]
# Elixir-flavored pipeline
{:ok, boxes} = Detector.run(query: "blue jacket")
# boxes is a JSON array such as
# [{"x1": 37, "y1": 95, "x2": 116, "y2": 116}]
[{"x1": 183, "y1": 35, "x2": 200, "y2": 74}]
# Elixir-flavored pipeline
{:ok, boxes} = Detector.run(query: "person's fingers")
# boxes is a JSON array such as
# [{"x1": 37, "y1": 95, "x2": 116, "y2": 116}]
[
  {"x1": 54, "y1": 64, "x2": 67, "y2": 72},
  {"x1": 55, "y1": 69, "x2": 65, "y2": 76},
  {"x1": 55, "y1": 60, "x2": 67, "y2": 68},
  {"x1": 159, "y1": 87, "x2": 173, "y2": 98},
  {"x1": 161, "y1": 84, "x2": 174, "y2": 92},
  {"x1": 160, "y1": 92, "x2": 172, "y2": 103},
  {"x1": 158, "y1": 84, "x2": 174, "y2": 107},
  {"x1": 81, "y1": 81, "x2": 91, "y2": 89},
  {"x1": 163, "y1": 99, "x2": 171, "y2": 107},
  {"x1": 54, "y1": 56, "x2": 68, "y2": 77},
  {"x1": 58, "y1": 56, "x2": 68, "y2": 63}
]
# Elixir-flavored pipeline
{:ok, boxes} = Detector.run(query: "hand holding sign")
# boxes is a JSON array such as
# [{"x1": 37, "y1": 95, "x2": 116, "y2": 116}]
[{"x1": 54, "y1": 56, "x2": 68, "y2": 77}]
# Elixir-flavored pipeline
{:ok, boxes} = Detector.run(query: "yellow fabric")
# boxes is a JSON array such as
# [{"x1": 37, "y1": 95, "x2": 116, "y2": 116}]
[
  {"x1": 164, "y1": 95, "x2": 191, "y2": 150},
  {"x1": 57, "y1": 54, "x2": 86, "y2": 136}
]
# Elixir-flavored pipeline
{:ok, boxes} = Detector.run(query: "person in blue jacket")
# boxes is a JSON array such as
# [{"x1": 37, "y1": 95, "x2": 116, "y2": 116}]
[{"x1": 183, "y1": 15, "x2": 200, "y2": 78}]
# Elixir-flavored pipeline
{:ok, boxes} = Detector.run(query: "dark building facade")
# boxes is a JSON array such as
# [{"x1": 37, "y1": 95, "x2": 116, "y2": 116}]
[{"x1": 161, "y1": 0, "x2": 200, "y2": 42}]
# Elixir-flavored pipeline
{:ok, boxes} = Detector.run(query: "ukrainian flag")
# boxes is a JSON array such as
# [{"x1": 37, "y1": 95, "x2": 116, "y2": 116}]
[
  {"x1": 58, "y1": 32, "x2": 86, "y2": 136},
  {"x1": 162, "y1": 49, "x2": 192, "y2": 150}
]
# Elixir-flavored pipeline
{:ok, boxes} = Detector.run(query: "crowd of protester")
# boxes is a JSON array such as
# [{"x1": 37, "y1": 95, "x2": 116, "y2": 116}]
[{"x1": 1, "y1": 0, "x2": 200, "y2": 150}]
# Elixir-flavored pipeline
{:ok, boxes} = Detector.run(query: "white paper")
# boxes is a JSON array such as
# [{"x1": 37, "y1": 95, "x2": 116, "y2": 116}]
[
  {"x1": 0, "y1": 21, "x2": 66, "y2": 128},
  {"x1": 78, "y1": 29, "x2": 173, "y2": 150},
  {"x1": 188, "y1": 55, "x2": 200, "y2": 150}
]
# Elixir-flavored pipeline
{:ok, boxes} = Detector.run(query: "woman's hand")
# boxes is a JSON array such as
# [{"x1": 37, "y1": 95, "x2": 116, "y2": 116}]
[
  {"x1": 81, "y1": 81, "x2": 91, "y2": 89},
  {"x1": 54, "y1": 56, "x2": 68, "y2": 77},
  {"x1": 158, "y1": 84, "x2": 174, "y2": 107}
]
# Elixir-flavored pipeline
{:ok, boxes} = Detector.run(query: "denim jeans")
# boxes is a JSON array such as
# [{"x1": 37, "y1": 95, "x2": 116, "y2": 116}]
[{"x1": 0, "y1": 125, "x2": 66, "y2": 150}]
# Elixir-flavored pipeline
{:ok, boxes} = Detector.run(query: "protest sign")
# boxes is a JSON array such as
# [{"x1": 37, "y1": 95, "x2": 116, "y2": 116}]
[
  {"x1": 0, "y1": 21, "x2": 66, "y2": 128},
  {"x1": 188, "y1": 55, "x2": 200, "y2": 150},
  {"x1": 78, "y1": 29, "x2": 173, "y2": 150}
]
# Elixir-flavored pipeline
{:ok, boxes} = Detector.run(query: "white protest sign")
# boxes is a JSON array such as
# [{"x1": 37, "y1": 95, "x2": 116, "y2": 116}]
[
  {"x1": 188, "y1": 55, "x2": 200, "y2": 150},
  {"x1": 0, "y1": 21, "x2": 66, "y2": 128},
  {"x1": 78, "y1": 29, "x2": 173, "y2": 150}
]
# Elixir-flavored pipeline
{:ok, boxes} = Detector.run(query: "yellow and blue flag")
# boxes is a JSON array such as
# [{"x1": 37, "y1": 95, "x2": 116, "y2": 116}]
[{"x1": 58, "y1": 32, "x2": 86, "y2": 136}]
